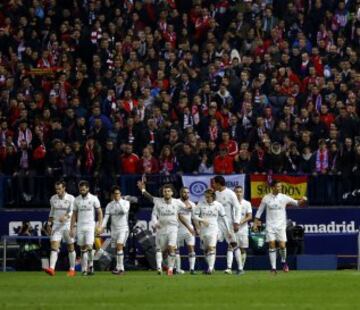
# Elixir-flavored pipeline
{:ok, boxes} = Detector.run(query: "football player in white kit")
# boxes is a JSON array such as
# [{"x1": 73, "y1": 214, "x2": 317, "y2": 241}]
[
  {"x1": 175, "y1": 187, "x2": 196, "y2": 275},
  {"x1": 100, "y1": 186, "x2": 130, "y2": 275},
  {"x1": 193, "y1": 189, "x2": 230, "y2": 274},
  {"x1": 233, "y1": 185, "x2": 252, "y2": 267},
  {"x1": 212, "y1": 176, "x2": 244, "y2": 275},
  {"x1": 254, "y1": 180, "x2": 307, "y2": 274},
  {"x1": 70, "y1": 180, "x2": 103, "y2": 276},
  {"x1": 44, "y1": 180, "x2": 76, "y2": 277},
  {"x1": 137, "y1": 181, "x2": 194, "y2": 276}
]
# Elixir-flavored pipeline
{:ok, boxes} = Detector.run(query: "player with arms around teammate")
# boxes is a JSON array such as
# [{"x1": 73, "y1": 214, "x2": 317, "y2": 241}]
[
  {"x1": 234, "y1": 186, "x2": 252, "y2": 267},
  {"x1": 44, "y1": 180, "x2": 76, "y2": 276},
  {"x1": 70, "y1": 180, "x2": 103, "y2": 276},
  {"x1": 137, "y1": 181, "x2": 194, "y2": 276},
  {"x1": 254, "y1": 180, "x2": 307, "y2": 273},
  {"x1": 100, "y1": 186, "x2": 130, "y2": 275},
  {"x1": 193, "y1": 189, "x2": 231, "y2": 274},
  {"x1": 212, "y1": 176, "x2": 244, "y2": 275},
  {"x1": 176, "y1": 187, "x2": 197, "y2": 275}
]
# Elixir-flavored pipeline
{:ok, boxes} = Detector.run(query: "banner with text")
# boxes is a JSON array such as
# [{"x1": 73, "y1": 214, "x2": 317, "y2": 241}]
[
  {"x1": 181, "y1": 174, "x2": 245, "y2": 202},
  {"x1": 251, "y1": 175, "x2": 308, "y2": 207}
]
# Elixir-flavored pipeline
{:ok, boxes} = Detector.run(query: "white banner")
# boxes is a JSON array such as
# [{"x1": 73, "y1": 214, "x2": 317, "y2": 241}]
[{"x1": 181, "y1": 174, "x2": 245, "y2": 202}]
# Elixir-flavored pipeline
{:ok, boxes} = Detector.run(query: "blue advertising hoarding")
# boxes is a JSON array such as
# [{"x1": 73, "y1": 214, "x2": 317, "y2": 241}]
[{"x1": 1, "y1": 208, "x2": 359, "y2": 256}]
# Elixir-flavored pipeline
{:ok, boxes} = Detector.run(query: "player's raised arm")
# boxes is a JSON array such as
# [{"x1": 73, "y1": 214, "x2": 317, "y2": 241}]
[
  {"x1": 137, "y1": 180, "x2": 154, "y2": 203},
  {"x1": 284, "y1": 195, "x2": 307, "y2": 208}
]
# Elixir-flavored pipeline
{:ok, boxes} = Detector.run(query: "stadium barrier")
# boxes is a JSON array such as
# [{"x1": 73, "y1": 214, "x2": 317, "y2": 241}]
[
  {"x1": 1, "y1": 174, "x2": 360, "y2": 208},
  {"x1": 2, "y1": 209, "x2": 360, "y2": 271},
  {"x1": 2, "y1": 232, "x2": 360, "y2": 272}
]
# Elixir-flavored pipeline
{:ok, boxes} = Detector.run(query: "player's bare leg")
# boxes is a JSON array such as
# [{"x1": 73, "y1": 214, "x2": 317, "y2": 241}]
[
  {"x1": 167, "y1": 245, "x2": 176, "y2": 276},
  {"x1": 279, "y1": 241, "x2": 289, "y2": 272},
  {"x1": 269, "y1": 241, "x2": 277, "y2": 274},
  {"x1": 112, "y1": 243, "x2": 125, "y2": 275},
  {"x1": 66, "y1": 243, "x2": 76, "y2": 277},
  {"x1": 225, "y1": 244, "x2": 233, "y2": 274},
  {"x1": 45, "y1": 241, "x2": 59, "y2": 276},
  {"x1": 188, "y1": 245, "x2": 196, "y2": 274}
]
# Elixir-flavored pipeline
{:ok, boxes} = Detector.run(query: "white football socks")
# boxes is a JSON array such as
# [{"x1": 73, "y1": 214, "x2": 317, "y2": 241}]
[
  {"x1": 81, "y1": 250, "x2": 88, "y2": 272},
  {"x1": 87, "y1": 249, "x2": 94, "y2": 268},
  {"x1": 175, "y1": 252, "x2": 181, "y2": 271},
  {"x1": 226, "y1": 250, "x2": 233, "y2": 269},
  {"x1": 189, "y1": 252, "x2": 196, "y2": 271},
  {"x1": 269, "y1": 249, "x2": 277, "y2": 270},
  {"x1": 49, "y1": 249, "x2": 58, "y2": 270},
  {"x1": 207, "y1": 251, "x2": 216, "y2": 271},
  {"x1": 234, "y1": 247, "x2": 243, "y2": 271},
  {"x1": 68, "y1": 250, "x2": 76, "y2": 270},
  {"x1": 156, "y1": 251, "x2": 163, "y2": 270},
  {"x1": 241, "y1": 252, "x2": 247, "y2": 266},
  {"x1": 168, "y1": 253, "x2": 176, "y2": 271},
  {"x1": 117, "y1": 251, "x2": 124, "y2": 271},
  {"x1": 279, "y1": 248, "x2": 287, "y2": 263}
]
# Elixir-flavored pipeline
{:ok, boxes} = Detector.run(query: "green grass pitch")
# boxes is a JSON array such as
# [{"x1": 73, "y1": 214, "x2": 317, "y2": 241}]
[{"x1": 0, "y1": 271, "x2": 360, "y2": 309}]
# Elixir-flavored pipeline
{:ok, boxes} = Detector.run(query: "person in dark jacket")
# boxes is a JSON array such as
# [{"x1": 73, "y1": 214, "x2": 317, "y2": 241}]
[{"x1": 177, "y1": 144, "x2": 200, "y2": 174}]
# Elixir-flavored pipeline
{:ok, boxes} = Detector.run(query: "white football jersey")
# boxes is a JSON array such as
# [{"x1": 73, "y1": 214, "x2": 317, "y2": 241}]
[
  {"x1": 102, "y1": 199, "x2": 130, "y2": 231},
  {"x1": 194, "y1": 200, "x2": 226, "y2": 234},
  {"x1": 152, "y1": 197, "x2": 185, "y2": 232},
  {"x1": 178, "y1": 200, "x2": 196, "y2": 233},
  {"x1": 215, "y1": 188, "x2": 241, "y2": 224},
  {"x1": 255, "y1": 193, "x2": 298, "y2": 229},
  {"x1": 238, "y1": 199, "x2": 252, "y2": 235},
  {"x1": 49, "y1": 193, "x2": 75, "y2": 228},
  {"x1": 73, "y1": 193, "x2": 101, "y2": 227}
]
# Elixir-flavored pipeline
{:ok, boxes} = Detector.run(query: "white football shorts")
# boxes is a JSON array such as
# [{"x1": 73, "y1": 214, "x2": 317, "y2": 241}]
[
  {"x1": 266, "y1": 226, "x2": 287, "y2": 242},
  {"x1": 235, "y1": 233, "x2": 249, "y2": 248},
  {"x1": 177, "y1": 229, "x2": 195, "y2": 247},
  {"x1": 50, "y1": 226, "x2": 74, "y2": 244},
  {"x1": 201, "y1": 233, "x2": 217, "y2": 249},
  {"x1": 111, "y1": 229, "x2": 129, "y2": 245},
  {"x1": 217, "y1": 221, "x2": 236, "y2": 243},
  {"x1": 156, "y1": 228, "x2": 178, "y2": 251},
  {"x1": 76, "y1": 226, "x2": 95, "y2": 246}
]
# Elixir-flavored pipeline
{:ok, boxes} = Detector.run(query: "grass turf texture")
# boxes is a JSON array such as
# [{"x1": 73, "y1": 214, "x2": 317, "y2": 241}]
[{"x1": 0, "y1": 271, "x2": 360, "y2": 309}]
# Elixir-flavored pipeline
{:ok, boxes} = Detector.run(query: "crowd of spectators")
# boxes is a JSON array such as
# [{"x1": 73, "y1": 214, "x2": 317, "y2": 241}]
[{"x1": 0, "y1": 0, "x2": 360, "y2": 202}]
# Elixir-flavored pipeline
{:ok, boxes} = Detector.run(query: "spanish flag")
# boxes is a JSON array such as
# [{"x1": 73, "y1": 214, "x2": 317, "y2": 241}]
[{"x1": 251, "y1": 175, "x2": 308, "y2": 207}]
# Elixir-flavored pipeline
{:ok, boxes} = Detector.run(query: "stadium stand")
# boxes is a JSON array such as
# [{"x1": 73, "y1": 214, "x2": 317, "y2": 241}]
[{"x1": 0, "y1": 0, "x2": 359, "y2": 208}]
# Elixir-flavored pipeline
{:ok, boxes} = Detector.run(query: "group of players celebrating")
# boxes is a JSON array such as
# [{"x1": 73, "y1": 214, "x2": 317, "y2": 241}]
[{"x1": 44, "y1": 176, "x2": 306, "y2": 277}]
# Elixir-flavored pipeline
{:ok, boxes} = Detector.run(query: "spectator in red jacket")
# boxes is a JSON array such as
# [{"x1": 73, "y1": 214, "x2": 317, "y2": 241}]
[
  {"x1": 138, "y1": 146, "x2": 159, "y2": 174},
  {"x1": 213, "y1": 147, "x2": 234, "y2": 175},
  {"x1": 219, "y1": 131, "x2": 238, "y2": 157},
  {"x1": 120, "y1": 144, "x2": 139, "y2": 174}
]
